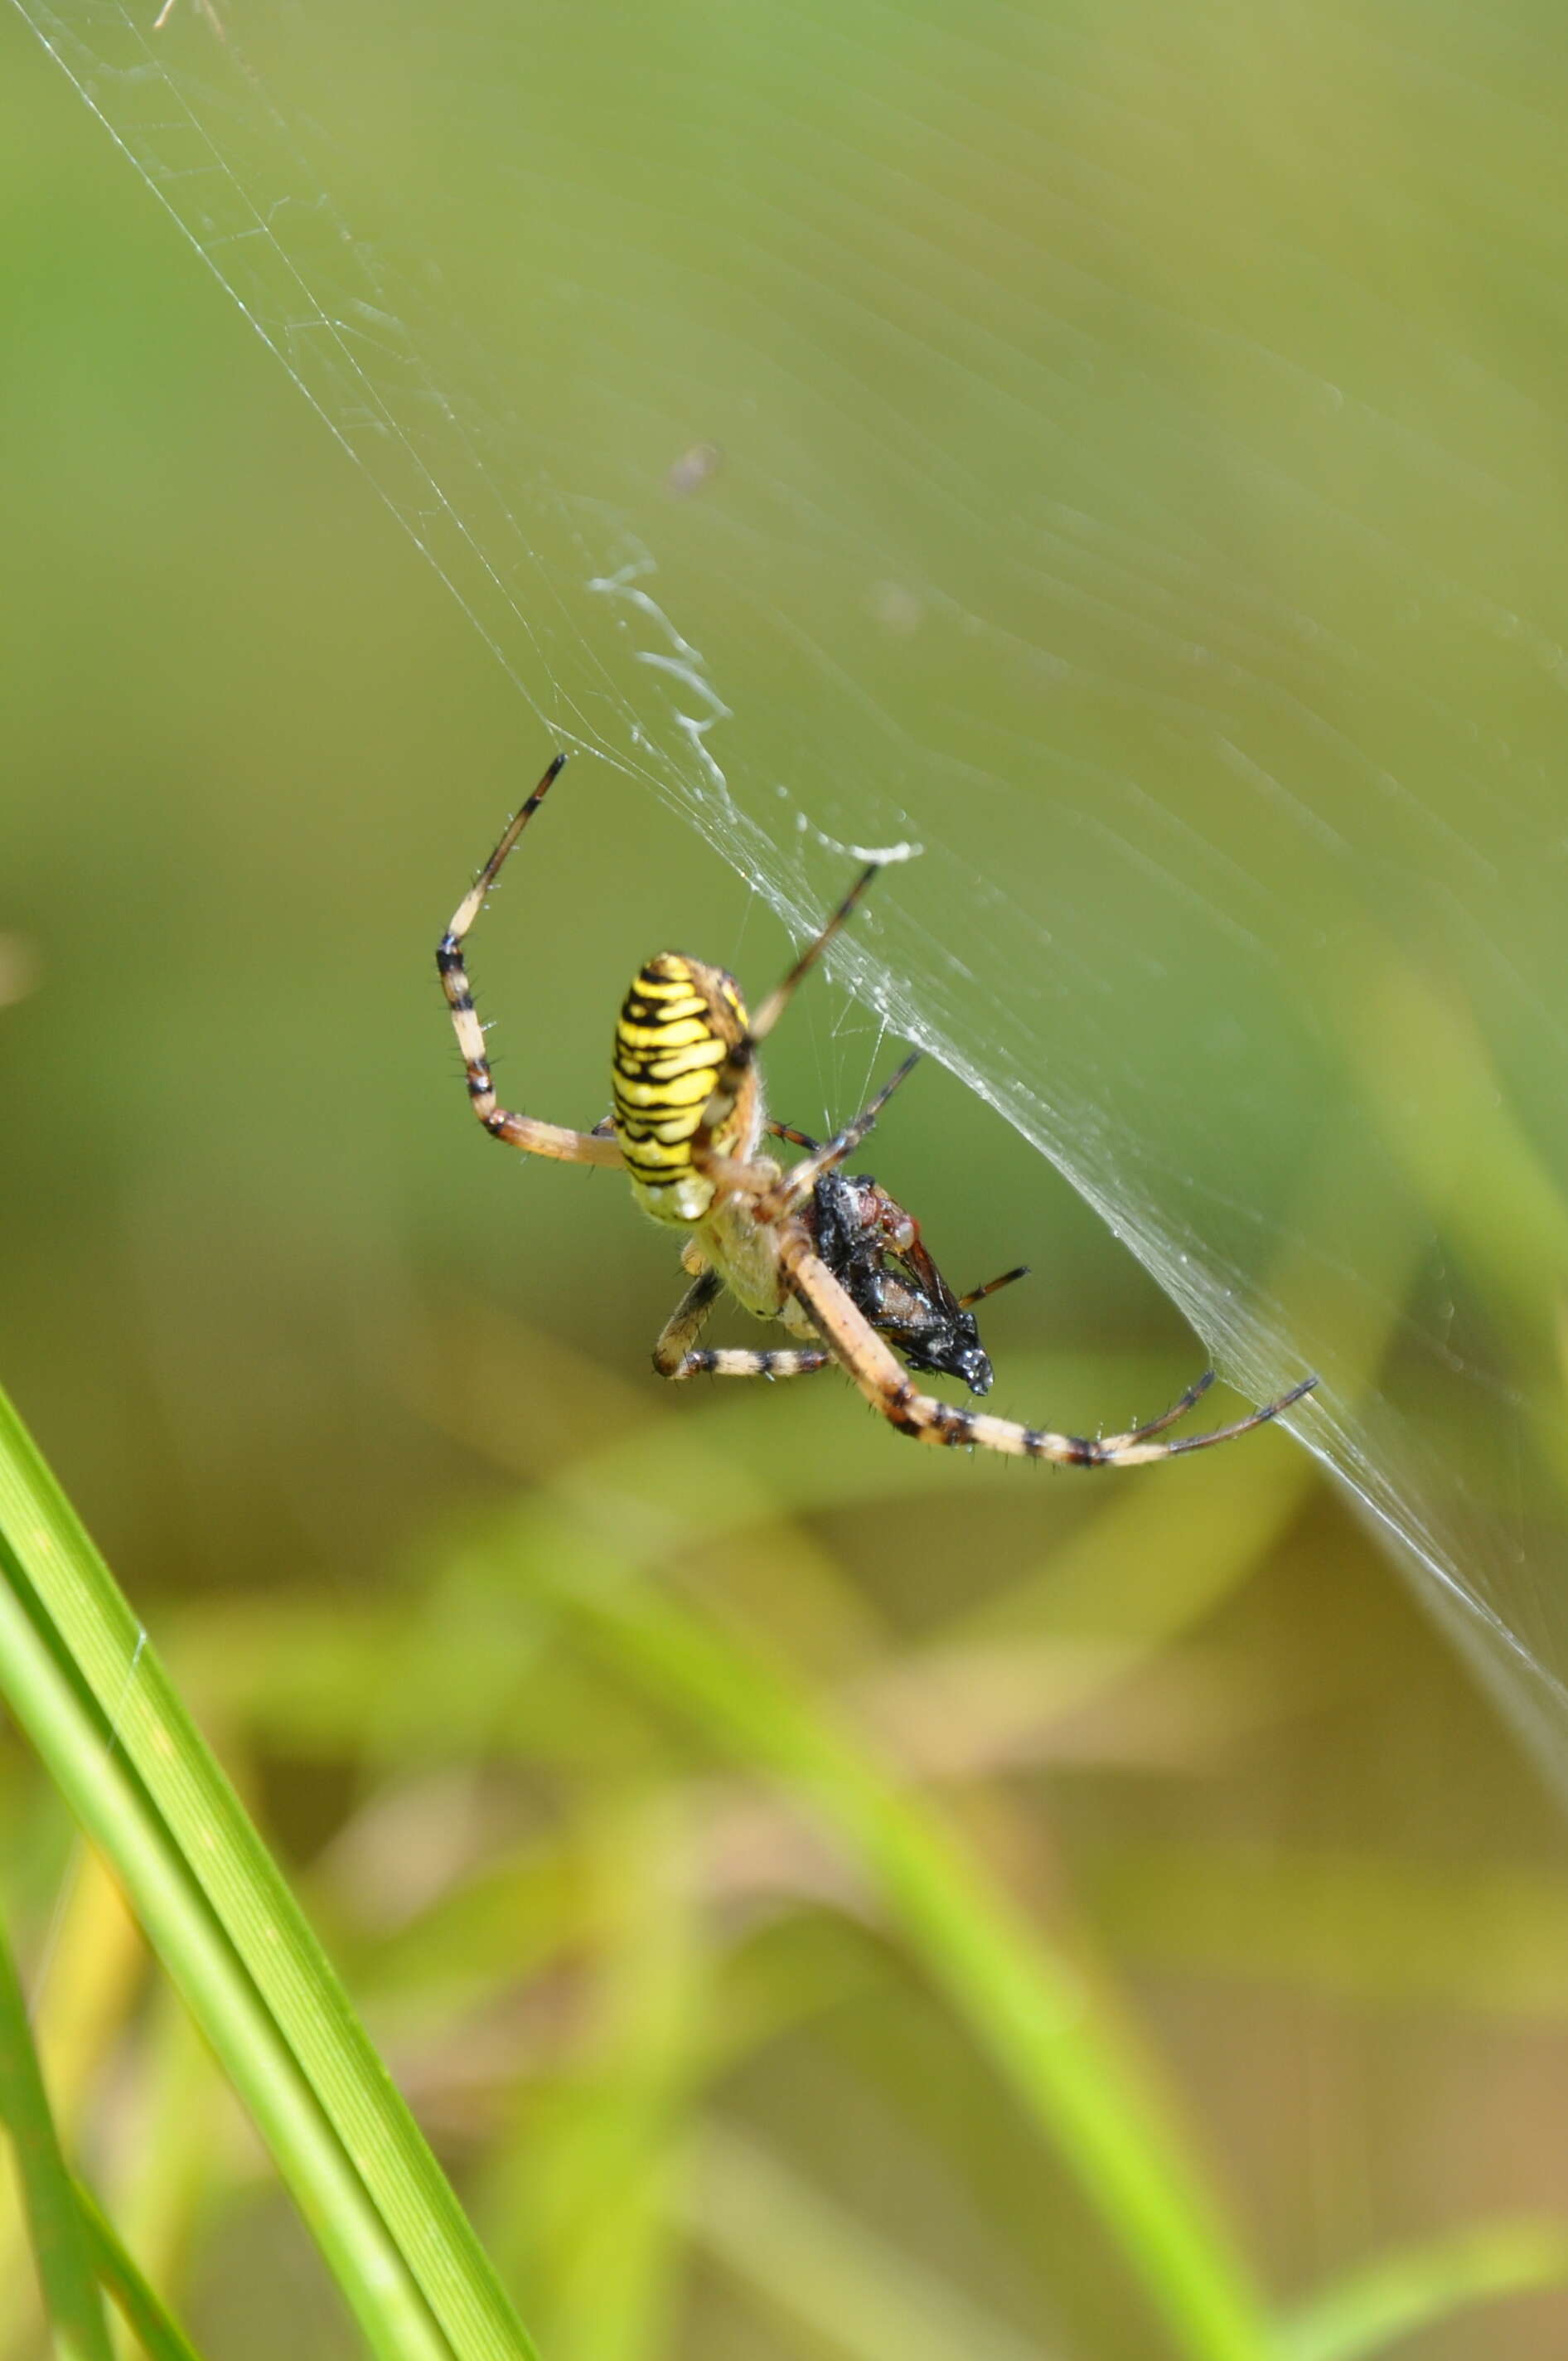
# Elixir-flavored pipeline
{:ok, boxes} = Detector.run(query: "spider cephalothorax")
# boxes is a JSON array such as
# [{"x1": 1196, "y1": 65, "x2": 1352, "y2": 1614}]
[{"x1": 438, "y1": 754, "x2": 1319, "y2": 1465}]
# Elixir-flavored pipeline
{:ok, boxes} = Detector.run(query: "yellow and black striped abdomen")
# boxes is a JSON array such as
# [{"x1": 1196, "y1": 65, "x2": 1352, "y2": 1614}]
[{"x1": 612, "y1": 954, "x2": 748, "y2": 1222}]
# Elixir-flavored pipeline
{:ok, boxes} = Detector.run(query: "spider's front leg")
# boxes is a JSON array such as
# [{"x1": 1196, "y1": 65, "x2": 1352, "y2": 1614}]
[
  {"x1": 438, "y1": 754, "x2": 622, "y2": 1168},
  {"x1": 652, "y1": 1266, "x2": 829, "y2": 1381},
  {"x1": 780, "y1": 1231, "x2": 1317, "y2": 1465}
]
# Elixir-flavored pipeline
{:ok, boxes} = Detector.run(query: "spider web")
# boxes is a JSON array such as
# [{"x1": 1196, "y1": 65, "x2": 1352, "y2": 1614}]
[{"x1": 15, "y1": 0, "x2": 1568, "y2": 1780}]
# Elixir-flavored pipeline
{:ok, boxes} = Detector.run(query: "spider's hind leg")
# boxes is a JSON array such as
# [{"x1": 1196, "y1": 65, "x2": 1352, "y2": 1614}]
[
  {"x1": 694, "y1": 864, "x2": 883, "y2": 1182},
  {"x1": 438, "y1": 754, "x2": 622, "y2": 1167}
]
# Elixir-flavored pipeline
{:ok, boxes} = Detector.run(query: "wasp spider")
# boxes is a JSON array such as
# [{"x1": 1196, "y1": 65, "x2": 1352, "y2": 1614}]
[{"x1": 437, "y1": 756, "x2": 1318, "y2": 1464}]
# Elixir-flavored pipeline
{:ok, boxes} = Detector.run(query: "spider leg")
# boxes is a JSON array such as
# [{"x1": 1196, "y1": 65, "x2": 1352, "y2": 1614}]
[
  {"x1": 756, "y1": 1052, "x2": 922, "y2": 1221},
  {"x1": 767, "y1": 1119, "x2": 822, "y2": 1151},
  {"x1": 749, "y1": 864, "x2": 882, "y2": 1046},
  {"x1": 1158, "y1": 1374, "x2": 1320, "y2": 1454},
  {"x1": 652, "y1": 1267, "x2": 829, "y2": 1381},
  {"x1": 694, "y1": 864, "x2": 881, "y2": 1176},
  {"x1": 1095, "y1": 1369, "x2": 1217, "y2": 1446},
  {"x1": 438, "y1": 755, "x2": 622, "y2": 1167},
  {"x1": 780, "y1": 1231, "x2": 1316, "y2": 1464}
]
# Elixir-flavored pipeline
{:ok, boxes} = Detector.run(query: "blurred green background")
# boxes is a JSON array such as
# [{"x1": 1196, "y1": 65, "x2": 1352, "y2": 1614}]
[{"x1": 7, "y1": 2, "x2": 1568, "y2": 2356}]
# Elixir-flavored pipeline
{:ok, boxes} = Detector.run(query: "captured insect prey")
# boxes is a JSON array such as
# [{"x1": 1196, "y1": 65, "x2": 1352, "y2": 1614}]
[
  {"x1": 790, "y1": 1155, "x2": 1024, "y2": 1398},
  {"x1": 437, "y1": 755, "x2": 1319, "y2": 1464}
]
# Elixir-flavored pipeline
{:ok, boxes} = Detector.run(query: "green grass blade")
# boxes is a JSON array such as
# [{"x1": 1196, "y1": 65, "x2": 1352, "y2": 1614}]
[
  {"x1": 0, "y1": 1380, "x2": 536, "y2": 2361},
  {"x1": 485, "y1": 1799, "x2": 704, "y2": 2361},
  {"x1": 72, "y1": 2179, "x2": 206, "y2": 2361},
  {"x1": 0, "y1": 1913, "x2": 114, "y2": 2361},
  {"x1": 516, "y1": 1507, "x2": 1277, "y2": 2361},
  {"x1": 0, "y1": 1517, "x2": 451, "y2": 2361},
  {"x1": 1281, "y1": 2218, "x2": 1568, "y2": 2361}
]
